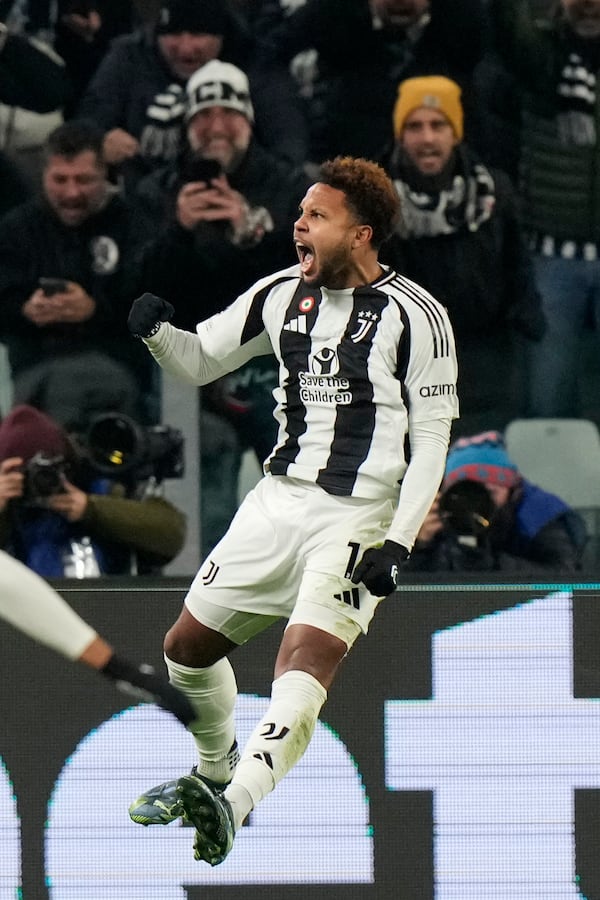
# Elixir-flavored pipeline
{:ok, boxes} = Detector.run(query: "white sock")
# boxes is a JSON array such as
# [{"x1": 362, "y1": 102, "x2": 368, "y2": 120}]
[
  {"x1": 165, "y1": 655, "x2": 238, "y2": 784},
  {"x1": 224, "y1": 670, "x2": 327, "y2": 830}
]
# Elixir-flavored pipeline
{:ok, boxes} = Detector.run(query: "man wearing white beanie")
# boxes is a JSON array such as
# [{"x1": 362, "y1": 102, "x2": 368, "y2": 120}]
[
  {"x1": 133, "y1": 59, "x2": 312, "y2": 560},
  {"x1": 77, "y1": 0, "x2": 307, "y2": 191}
]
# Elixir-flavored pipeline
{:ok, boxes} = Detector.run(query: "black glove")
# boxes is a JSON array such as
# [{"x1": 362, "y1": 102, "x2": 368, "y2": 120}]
[
  {"x1": 351, "y1": 540, "x2": 410, "y2": 597},
  {"x1": 101, "y1": 654, "x2": 196, "y2": 726},
  {"x1": 128, "y1": 292, "x2": 174, "y2": 338}
]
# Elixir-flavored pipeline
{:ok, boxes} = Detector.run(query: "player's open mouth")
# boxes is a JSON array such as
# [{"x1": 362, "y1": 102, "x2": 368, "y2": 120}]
[{"x1": 295, "y1": 242, "x2": 314, "y2": 274}]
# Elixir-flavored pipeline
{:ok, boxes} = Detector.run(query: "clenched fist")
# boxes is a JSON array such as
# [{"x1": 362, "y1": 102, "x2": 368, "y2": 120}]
[
  {"x1": 128, "y1": 292, "x2": 174, "y2": 339},
  {"x1": 351, "y1": 540, "x2": 410, "y2": 597}
]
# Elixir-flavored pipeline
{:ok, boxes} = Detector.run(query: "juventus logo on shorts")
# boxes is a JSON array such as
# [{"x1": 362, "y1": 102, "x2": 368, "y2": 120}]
[{"x1": 201, "y1": 560, "x2": 220, "y2": 585}]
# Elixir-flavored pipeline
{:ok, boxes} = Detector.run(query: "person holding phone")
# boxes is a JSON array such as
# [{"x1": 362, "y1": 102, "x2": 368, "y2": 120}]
[
  {"x1": 0, "y1": 118, "x2": 157, "y2": 431},
  {"x1": 134, "y1": 59, "x2": 312, "y2": 557},
  {"x1": 76, "y1": 0, "x2": 307, "y2": 192}
]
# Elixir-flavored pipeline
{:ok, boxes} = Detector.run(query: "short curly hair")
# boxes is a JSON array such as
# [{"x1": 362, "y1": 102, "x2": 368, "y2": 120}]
[{"x1": 317, "y1": 156, "x2": 400, "y2": 249}]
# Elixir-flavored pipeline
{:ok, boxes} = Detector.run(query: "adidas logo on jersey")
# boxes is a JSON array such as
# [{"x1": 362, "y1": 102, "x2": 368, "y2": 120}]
[{"x1": 284, "y1": 315, "x2": 308, "y2": 334}]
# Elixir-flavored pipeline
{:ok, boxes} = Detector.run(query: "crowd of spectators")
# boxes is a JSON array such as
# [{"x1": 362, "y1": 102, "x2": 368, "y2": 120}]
[{"x1": 0, "y1": 0, "x2": 597, "y2": 574}]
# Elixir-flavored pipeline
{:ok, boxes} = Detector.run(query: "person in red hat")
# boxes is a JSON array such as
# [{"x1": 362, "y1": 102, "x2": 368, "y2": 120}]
[{"x1": 0, "y1": 404, "x2": 186, "y2": 577}]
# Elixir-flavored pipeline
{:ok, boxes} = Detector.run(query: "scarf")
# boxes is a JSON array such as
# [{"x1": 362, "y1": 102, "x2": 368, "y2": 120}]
[{"x1": 391, "y1": 146, "x2": 496, "y2": 239}]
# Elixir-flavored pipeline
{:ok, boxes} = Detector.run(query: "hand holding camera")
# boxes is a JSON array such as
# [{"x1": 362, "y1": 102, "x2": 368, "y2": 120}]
[
  {"x1": 46, "y1": 479, "x2": 88, "y2": 522},
  {"x1": 0, "y1": 457, "x2": 25, "y2": 511}
]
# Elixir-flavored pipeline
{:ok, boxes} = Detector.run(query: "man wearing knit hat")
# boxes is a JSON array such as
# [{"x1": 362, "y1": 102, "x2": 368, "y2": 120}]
[
  {"x1": 408, "y1": 431, "x2": 587, "y2": 572},
  {"x1": 392, "y1": 74, "x2": 465, "y2": 163},
  {"x1": 134, "y1": 59, "x2": 311, "y2": 558},
  {"x1": 252, "y1": 0, "x2": 483, "y2": 163},
  {"x1": 0, "y1": 404, "x2": 186, "y2": 577},
  {"x1": 381, "y1": 74, "x2": 545, "y2": 436},
  {"x1": 77, "y1": 0, "x2": 306, "y2": 191}
]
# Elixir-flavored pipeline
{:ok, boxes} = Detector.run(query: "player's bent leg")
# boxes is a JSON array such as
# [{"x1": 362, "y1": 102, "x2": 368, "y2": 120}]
[
  {"x1": 132, "y1": 640, "x2": 250, "y2": 834},
  {"x1": 219, "y1": 667, "x2": 329, "y2": 841},
  {"x1": 165, "y1": 656, "x2": 239, "y2": 782},
  {"x1": 130, "y1": 614, "x2": 241, "y2": 828},
  {"x1": 176, "y1": 773, "x2": 235, "y2": 866}
]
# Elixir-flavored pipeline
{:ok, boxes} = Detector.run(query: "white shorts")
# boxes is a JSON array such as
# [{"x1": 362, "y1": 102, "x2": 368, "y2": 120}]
[{"x1": 185, "y1": 475, "x2": 396, "y2": 649}]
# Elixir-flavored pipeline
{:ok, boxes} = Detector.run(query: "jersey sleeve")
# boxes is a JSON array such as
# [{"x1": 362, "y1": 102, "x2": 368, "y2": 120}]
[
  {"x1": 402, "y1": 297, "x2": 459, "y2": 424},
  {"x1": 144, "y1": 275, "x2": 276, "y2": 385}
]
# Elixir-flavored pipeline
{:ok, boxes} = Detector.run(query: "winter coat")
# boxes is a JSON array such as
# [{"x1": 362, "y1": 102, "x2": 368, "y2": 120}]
[
  {"x1": 254, "y1": 0, "x2": 484, "y2": 162},
  {"x1": 0, "y1": 480, "x2": 186, "y2": 576},
  {"x1": 380, "y1": 147, "x2": 544, "y2": 342},
  {"x1": 0, "y1": 31, "x2": 71, "y2": 112},
  {"x1": 409, "y1": 480, "x2": 587, "y2": 573},
  {"x1": 0, "y1": 191, "x2": 153, "y2": 383},
  {"x1": 489, "y1": 0, "x2": 600, "y2": 241},
  {"x1": 77, "y1": 27, "x2": 307, "y2": 188},
  {"x1": 134, "y1": 139, "x2": 311, "y2": 329}
]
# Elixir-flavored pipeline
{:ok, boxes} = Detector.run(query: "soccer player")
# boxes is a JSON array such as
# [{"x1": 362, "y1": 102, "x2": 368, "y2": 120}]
[
  {"x1": 0, "y1": 548, "x2": 195, "y2": 725},
  {"x1": 127, "y1": 156, "x2": 459, "y2": 865}
]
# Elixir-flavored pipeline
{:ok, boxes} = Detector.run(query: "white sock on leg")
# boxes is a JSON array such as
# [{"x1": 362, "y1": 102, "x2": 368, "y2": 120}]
[
  {"x1": 165, "y1": 654, "x2": 239, "y2": 784},
  {"x1": 224, "y1": 669, "x2": 327, "y2": 830}
]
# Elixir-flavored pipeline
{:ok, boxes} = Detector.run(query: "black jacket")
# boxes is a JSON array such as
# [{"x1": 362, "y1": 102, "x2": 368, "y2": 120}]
[
  {"x1": 254, "y1": 0, "x2": 484, "y2": 162},
  {"x1": 134, "y1": 140, "x2": 311, "y2": 330},
  {"x1": 0, "y1": 191, "x2": 152, "y2": 379},
  {"x1": 0, "y1": 31, "x2": 72, "y2": 111},
  {"x1": 380, "y1": 148, "x2": 544, "y2": 343},
  {"x1": 77, "y1": 26, "x2": 308, "y2": 188}
]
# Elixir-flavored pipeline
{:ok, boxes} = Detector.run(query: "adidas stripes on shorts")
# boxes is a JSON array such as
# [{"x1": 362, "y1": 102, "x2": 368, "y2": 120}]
[{"x1": 184, "y1": 475, "x2": 396, "y2": 649}]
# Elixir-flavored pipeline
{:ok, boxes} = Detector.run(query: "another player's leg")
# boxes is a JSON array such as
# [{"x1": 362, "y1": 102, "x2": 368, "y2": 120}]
[
  {"x1": 0, "y1": 548, "x2": 98, "y2": 659},
  {"x1": 0, "y1": 550, "x2": 195, "y2": 725}
]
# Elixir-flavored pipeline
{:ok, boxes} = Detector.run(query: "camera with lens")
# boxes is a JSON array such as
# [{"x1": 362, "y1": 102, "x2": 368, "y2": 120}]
[
  {"x1": 438, "y1": 480, "x2": 495, "y2": 540},
  {"x1": 22, "y1": 452, "x2": 69, "y2": 505},
  {"x1": 437, "y1": 479, "x2": 496, "y2": 570},
  {"x1": 81, "y1": 413, "x2": 184, "y2": 483}
]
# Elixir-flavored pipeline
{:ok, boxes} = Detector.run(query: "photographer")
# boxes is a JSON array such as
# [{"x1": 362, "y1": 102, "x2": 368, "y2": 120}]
[
  {"x1": 0, "y1": 404, "x2": 186, "y2": 577},
  {"x1": 408, "y1": 431, "x2": 587, "y2": 573}
]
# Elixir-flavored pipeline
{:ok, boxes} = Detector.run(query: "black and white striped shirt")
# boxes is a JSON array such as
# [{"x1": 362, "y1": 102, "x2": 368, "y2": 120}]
[{"x1": 150, "y1": 264, "x2": 458, "y2": 501}]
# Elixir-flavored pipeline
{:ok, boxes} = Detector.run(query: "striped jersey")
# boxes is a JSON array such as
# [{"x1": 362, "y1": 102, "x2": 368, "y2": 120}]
[{"x1": 179, "y1": 263, "x2": 458, "y2": 500}]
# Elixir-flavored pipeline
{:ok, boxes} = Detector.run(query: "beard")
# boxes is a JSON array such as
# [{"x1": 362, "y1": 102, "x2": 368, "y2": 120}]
[{"x1": 305, "y1": 244, "x2": 354, "y2": 290}]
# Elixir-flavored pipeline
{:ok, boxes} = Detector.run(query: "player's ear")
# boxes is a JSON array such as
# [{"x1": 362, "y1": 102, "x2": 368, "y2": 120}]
[{"x1": 352, "y1": 224, "x2": 373, "y2": 249}]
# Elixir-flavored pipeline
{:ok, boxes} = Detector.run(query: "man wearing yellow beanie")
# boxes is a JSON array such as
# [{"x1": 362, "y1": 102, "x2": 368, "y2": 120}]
[
  {"x1": 393, "y1": 75, "x2": 464, "y2": 144},
  {"x1": 381, "y1": 75, "x2": 545, "y2": 437}
]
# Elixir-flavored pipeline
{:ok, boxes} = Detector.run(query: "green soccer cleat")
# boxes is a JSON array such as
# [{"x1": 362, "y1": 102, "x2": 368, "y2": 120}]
[
  {"x1": 129, "y1": 779, "x2": 182, "y2": 826},
  {"x1": 128, "y1": 762, "x2": 234, "y2": 827},
  {"x1": 176, "y1": 772, "x2": 235, "y2": 866}
]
